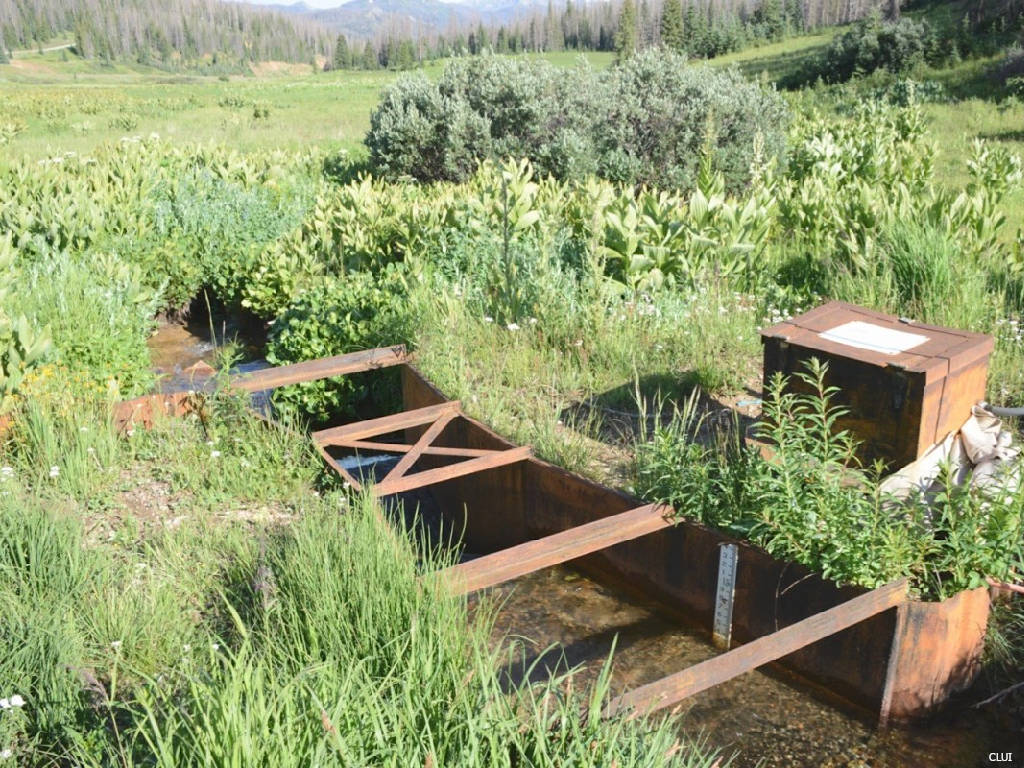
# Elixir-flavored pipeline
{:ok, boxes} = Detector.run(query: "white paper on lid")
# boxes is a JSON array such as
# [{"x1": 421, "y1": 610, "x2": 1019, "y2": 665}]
[{"x1": 818, "y1": 321, "x2": 928, "y2": 356}]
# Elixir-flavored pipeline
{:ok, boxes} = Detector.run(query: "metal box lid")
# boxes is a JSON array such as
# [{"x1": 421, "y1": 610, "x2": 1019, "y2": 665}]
[{"x1": 760, "y1": 302, "x2": 993, "y2": 385}]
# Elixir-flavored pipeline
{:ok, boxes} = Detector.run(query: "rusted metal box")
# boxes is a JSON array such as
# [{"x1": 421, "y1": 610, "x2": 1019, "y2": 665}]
[{"x1": 760, "y1": 302, "x2": 993, "y2": 470}]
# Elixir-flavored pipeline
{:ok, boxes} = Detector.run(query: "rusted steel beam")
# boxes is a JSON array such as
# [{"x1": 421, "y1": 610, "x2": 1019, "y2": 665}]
[
  {"x1": 381, "y1": 411, "x2": 458, "y2": 483},
  {"x1": 313, "y1": 401, "x2": 461, "y2": 445},
  {"x1": 332, "y1": 440, "x2": 497, "y2": 459},
  {"x1": 878, "y1": 603, "x2": 909, "y2": 728},
  {"x1": 231, "y1": 346, "x2": 407, "y2": 392},
  {"x1": 604, "y1": 578, "x2": 908, "y2": 718},
  {"x1": 313, "y1": 440, "x2": 363, "y2": 491},
  {"x1": 112, "y1": 392, "x2": 196, "y2": 432},
  {"x1": 437, "y1": 503, "x2": 673, "y2": 596},
  {"x1": 374, "y1": 445, "x2": 532, "y2": 496}
]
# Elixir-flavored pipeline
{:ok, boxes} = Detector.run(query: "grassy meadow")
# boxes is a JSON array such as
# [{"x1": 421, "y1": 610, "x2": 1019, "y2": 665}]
[
  {"x1": 2, "y1": 18, "x2": 1024, "y2": 765},
  {"x1": 0, "y1": 49, "x2": 616, "y2": 161}
]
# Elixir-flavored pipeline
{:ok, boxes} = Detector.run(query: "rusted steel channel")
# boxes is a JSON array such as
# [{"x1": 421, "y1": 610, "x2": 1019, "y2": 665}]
[{"x1": 116, "y1": 346, "x2": 992, "y2": 726}]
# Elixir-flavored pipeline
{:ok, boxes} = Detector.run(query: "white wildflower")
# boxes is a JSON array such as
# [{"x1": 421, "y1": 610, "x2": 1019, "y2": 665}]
[
  {"x1": 110, "y1": 640, "x2": 122, "y2": 650},
  {"x1": 48, "y1": 466, "x2": 59, "y2": 478},
  {"x1": 211, "y1": 642, "x2": 220, "y2": 652},
  {"x1": 0, "y1": 699, "x2": 8, "y2": 710},
  {"x1": 8, "y1": 696, "x2": 23, "y2": 708},
  {"x1": 483, "y1": 316, "x2": 493, "y2": 323},
  {"x1": 506, "y1": 322, "x2": 520, "y2": 331},
  {"x1": 210, "y1": 450, "x2": 221, "y2": 459},
  {"x1": 0, "y1": 748, "x2": 12, "y2": 759}
]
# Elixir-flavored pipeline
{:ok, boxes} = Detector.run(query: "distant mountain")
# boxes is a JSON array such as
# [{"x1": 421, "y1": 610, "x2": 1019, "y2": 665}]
[
  {"x1": 309, "y1": 0, "x2": 477, "y2": 38},
  {"x1": 271, "y1": 0, "x2": 548, "y2": 38}
]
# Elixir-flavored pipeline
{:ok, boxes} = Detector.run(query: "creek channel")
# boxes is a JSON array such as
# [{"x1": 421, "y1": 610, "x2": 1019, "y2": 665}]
[{"x1": 148, "y1": 320, "x2": 1022, "y2": 768}]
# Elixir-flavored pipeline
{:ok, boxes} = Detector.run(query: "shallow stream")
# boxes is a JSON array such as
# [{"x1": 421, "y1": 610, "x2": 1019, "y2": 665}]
[{"x1": 148, "y1": 321, "x2": 1023, "y2": 768}]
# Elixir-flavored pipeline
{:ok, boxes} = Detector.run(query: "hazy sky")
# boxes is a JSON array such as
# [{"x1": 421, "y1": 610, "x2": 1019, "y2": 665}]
[{"x1": 242, "y1": 0, "x2": 467, "y2": 8}]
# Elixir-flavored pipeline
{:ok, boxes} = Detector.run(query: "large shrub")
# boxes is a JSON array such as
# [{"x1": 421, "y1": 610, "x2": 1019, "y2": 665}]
[
  {"x1": 366, "y1": 51, "x2": 789, "y2": 193},
  {"x1": 806, "y1": 14, "x2": 939, "y2": 84},
  {"x1": 594, "y1": 50, "x2": 789, "y2": 191},
  {"x1": 365, "y1": 72, "x2": 492, "y2": 182}
]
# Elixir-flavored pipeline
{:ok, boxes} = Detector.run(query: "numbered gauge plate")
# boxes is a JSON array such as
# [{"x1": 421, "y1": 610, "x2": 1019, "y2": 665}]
[{"x1": 712, "y1": 542, "x2": 738, "y2": 650}]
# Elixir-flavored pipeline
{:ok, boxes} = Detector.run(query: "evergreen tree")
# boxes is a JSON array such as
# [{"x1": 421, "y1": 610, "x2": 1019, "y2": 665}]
[
  {"x1": 684, "y1": 3, "x2": 708, "y2": 57},
  {"x1": 615, "y1": 0, "x2": 638, "y2": 59},
  {"x1": 383, "y1": 38, "x2": 399, "y2": 69},
  {"x1": 396, "y1": 39, "x2": 415, "y2": 69},
  {"x1": 545, "y1": 0, "x2": 562, "y2": 51},
  {"x1": 578, "y1": 16, "x2": 593, "y2": 49},
  {"x1": 332, "y1": 33, "x2": 350, "y2": 70},
  {"x1": 755, "y1": 0, "x2": 785, "y2": 40},
  {"x1": 639, "y1": 0, "x2": 653, "y2": 47},
  {"x1": 660, "y1": 0, "x2": 684, "y2": 52},
  {"x1": 360, "y1": 40, "x2": 376, "y2": 70}
]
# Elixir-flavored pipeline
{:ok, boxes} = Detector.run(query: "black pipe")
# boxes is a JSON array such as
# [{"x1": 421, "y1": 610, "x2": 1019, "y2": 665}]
[{"x1": 979, "y1": 402, "x2": 1024, "y2": 418}]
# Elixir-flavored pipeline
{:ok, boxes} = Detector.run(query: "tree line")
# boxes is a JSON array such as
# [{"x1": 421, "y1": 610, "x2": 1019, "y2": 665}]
[
  {"x1": 0, "y1": 0, "x2": 900, "y2": 72},
  {"x1": 0, "y1": 0, "x2": 332, "y2": 67},
  {"x1": 325, "y1": 0, "x2": 897, "y2": 72}
]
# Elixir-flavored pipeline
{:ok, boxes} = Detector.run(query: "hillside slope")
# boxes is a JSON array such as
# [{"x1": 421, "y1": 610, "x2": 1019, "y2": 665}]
[{"x1": 0, "y1": 0, "x2": 332, "y2": 64}]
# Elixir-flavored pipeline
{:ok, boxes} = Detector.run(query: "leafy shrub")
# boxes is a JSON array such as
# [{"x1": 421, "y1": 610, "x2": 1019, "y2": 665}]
[
  {"x1": 265, "y1": 269, "x2": 411, "y2": 422},
  {"x1": 800, "y1": 13, "x2": 939, "y2": 85},
  {"x1": 0, "y1": 119, "x2": 25, "y2": 145},
  {"x1": 108, "y1": 113, "x2": 140, "y2": 131},
  {"x1": 366, "y1": 50, "x2": 788, "y2": 193},
  {"x1": 634, "y1": 360, "x2": 1024, "y2": 598},
  {"x1": 240, "y1": 232, "x2": 325, "y2": 319},
  {"x1": 594, "y1": 50, "x2": 789, "y2": 192},
  {"x1": 13, "y1": 251, "x2": 162, "y2": 397},
  {"x1": 131, "y1": 171, "x2": 308, "y2": 310},
  {"x1": 217, "y1": 94, "x2": 249, "y2": 109},
  {"x1": 869, "y1": 78, "x2": 946, "y2": 106},
  {"x1": 0, "y1": 236, "x2": 52, "y2": 412}
]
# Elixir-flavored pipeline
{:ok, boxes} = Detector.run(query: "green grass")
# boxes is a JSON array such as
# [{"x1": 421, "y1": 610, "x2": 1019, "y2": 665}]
[
  {"x1": 0, "y1": 51, "x2": 614, "y2": 163},
  {"x1": 0, "y1": 389, "x2": 716, "y2": 765},
  {"x1": 709, "y1": 27, "x2": 840, "y2": 81},
  {"x1": 0, "y1": 71, "x2": 398, "y2": 160},
  {"x1": 3, "y1": 30, "x2": 1024, "y2": 761}
]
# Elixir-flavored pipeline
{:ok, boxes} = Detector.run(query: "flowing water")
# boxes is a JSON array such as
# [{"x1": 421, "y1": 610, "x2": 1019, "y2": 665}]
[
  {"x1": 149, "y1": 318, "x2": 269, "y2": 393},
  {"x1": 148, "y1": 321, "x2": 1024, "y2": 768},
  {"x1": 480, "y1": 566, "x2": 1019, "y2": 767}
]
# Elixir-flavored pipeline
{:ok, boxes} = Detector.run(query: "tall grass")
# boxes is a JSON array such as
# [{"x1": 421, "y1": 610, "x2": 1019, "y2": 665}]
[
  {"x1": 831, "y1": 218, "x2": 998, "y2": 332},
  {"x1": 0, "y1": 393, "x2": 718, "y2": 766},
  {"x1": 409, "y1": 235, "x2": 759, "y2": 475},
  {"x1": 123, "y1": 497, "x2": 716, "y2": 767}
]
